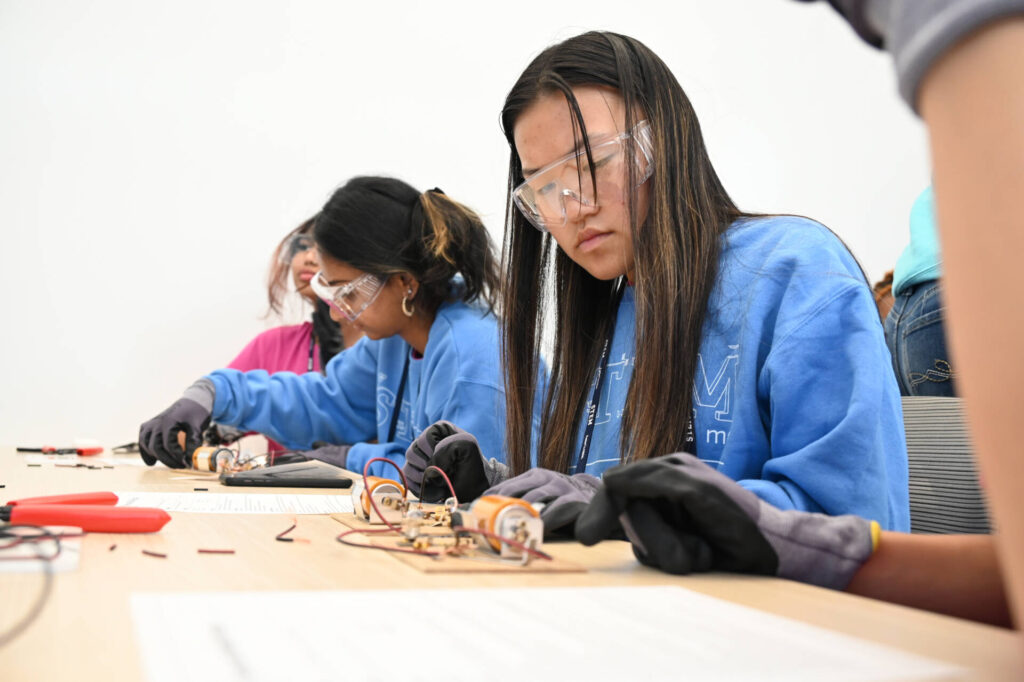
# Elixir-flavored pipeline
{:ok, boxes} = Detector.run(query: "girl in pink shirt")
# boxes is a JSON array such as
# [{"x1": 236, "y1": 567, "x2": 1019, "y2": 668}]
[{"x1": 216, "y1": 215, "x2": 363, "y2": 450}]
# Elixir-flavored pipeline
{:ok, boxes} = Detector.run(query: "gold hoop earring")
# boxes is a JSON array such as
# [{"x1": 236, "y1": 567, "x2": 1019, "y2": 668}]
[{"x1": 402, "y1": 290, "x2": 415, "y2": 317}]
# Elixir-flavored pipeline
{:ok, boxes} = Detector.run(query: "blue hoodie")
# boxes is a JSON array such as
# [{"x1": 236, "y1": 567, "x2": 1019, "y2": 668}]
[
  {"x1": 206, "y1": 294, "x2": 506, "y2": 478},
  {"x1": 570, "y1": 215, "x2": 909, "y2": 530}
]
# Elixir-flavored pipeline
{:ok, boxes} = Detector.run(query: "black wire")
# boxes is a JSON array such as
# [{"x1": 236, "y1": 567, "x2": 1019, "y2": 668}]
[{"x1": 0, "y1": 525, "x2": 61, "y2": 649}]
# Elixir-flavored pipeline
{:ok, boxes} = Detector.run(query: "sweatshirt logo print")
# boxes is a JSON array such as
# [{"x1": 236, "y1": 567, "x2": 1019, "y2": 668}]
[
  {"x1": 693, "y1": 344, "x2": 739, "y2": 452},
  {"x1": 376, "y1": 371, "x2": 413, "y2": 441}
]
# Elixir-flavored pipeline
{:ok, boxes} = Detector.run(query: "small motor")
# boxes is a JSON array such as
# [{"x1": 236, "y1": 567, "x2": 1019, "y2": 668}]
[
  {"x1": 350, "y1": 476, "x2": 406, "y2": 524},
  {"x1": 452, "y1": 495, "x2": 543, "y2": 561}
]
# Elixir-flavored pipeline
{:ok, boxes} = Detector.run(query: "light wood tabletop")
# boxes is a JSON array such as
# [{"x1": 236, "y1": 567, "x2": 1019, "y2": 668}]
[{"x1": 0, "y1": 447, "x2": 1019, "y2": 681}]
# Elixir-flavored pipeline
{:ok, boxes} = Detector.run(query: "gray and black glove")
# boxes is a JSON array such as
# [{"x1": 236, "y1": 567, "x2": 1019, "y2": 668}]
[
  {"x1": 403, "y1": 421, "x2": 509, "y2": 502},
  {"x1": 575, "y1": 453, "x2": 879, "y2": 590},
  {"x1": 485, "y1": 468, "x2": 603, "y2": 539},
  {"x1": 801, "y1": 0, "x2": 1024, "y2": 110},
  {"x1": 202, "y1": 423, "x2": 245, "y2": 446},
  {"x1": 138, "y1": 378, "x2": 215, "y2": 469}
]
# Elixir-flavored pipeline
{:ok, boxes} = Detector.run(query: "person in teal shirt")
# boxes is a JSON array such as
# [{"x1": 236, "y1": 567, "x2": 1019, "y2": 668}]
[{"x1": 885, "y1": 186, "x2": 957, "y2": 396}]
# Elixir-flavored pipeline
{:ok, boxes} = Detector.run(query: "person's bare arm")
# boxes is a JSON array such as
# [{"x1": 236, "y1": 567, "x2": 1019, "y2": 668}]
[
  {"x1": 846, "y1": 533, "x2": 1011, "y2": 627},
  {"x1": 916, "y1": 17, "x2": 1024, "y2": 638}
]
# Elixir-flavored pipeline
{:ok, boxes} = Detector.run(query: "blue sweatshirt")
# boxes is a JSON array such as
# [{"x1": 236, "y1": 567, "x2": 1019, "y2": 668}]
[
  {"x1": 570, "y1": 216, "x2": 909, "y2": 530},
  {"x1": 206, "y1": 295, "x2": 507, "y2": 478}
]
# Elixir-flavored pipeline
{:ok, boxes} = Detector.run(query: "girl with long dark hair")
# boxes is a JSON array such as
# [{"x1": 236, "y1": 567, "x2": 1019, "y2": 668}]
[
  {"x1": 139, "y1": 176, "x2": 505, "y2": 477},
  {"x1": 408, "y1": 31, "x2": 908, "y2": 533}
]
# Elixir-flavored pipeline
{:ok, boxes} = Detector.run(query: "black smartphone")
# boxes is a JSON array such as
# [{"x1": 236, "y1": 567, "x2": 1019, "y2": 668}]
[{"x1": 220, "y1": 460, "x2": 354, "y2": 488}]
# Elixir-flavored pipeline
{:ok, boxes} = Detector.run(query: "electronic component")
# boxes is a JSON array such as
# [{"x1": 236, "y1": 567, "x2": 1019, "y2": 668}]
[
  {"x1": 452, "y1": 495, "x2": 544, "y2": 562},
  {"x1": 350, "y1": 476, "x2": 407, "y2": 525},
  {"x1": 337, "y1": 458, "x2": 549, "y2": 565}
]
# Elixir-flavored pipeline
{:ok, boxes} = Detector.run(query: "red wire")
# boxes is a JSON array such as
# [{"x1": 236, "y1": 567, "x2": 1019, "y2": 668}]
[
  {"x1": 361, "y1": 457, "x2": 408, "y2": 533},
  {"x1": 348, "y1": 458, "x2": 549, "y2": 563},
  {"x1": 422, "y1": 465, "x2": 458, "y2": 506},
  {"x1": 275, "y1": 519, "x2": 298, "y2": 542},
  {"x1": 335, "y1": 527, "x2": 440, "y2": 557}
]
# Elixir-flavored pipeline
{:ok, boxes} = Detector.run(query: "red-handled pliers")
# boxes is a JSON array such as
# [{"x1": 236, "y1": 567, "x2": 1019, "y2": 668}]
[
  {"x1": 17, "y1": 446, "x2": 104, "y2": 456},
  {"x1": 1, "y1": 491, "x2": 170, "y2": 533}
]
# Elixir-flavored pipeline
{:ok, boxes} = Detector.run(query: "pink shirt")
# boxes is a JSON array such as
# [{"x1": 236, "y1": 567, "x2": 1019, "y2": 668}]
[{"x1": 227, "y1": 322, "x2": 321, "y2": 451}]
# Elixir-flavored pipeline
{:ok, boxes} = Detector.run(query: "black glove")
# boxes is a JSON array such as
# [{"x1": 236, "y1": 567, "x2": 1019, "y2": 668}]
[
  {"x1": 403, "y1": 421, "x2": 491, "y2": 503},
  {"x1": 576, "y1": 453, "x2": 877, "y2": 589},
  {"x1": 485, "y1": 469, "x2": 602, "y2": 539},
  {"x1": 202, "y1": 423, "x2": 245, "y2": 446},
  {"x1": 138, "y1": 397, "x2": 212, "y2": 469}
]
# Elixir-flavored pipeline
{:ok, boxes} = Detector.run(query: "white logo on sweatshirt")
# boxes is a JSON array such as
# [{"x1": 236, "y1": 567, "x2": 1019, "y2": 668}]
[
  {"x1": 376, "y1": 386, "x2": 414, "y2": 441},
  {"x1": 596, "y1": 352, "x2": 633, "y2": 424},
  {"x1": 693, "y1": 344, "x2": 739, "y2": 446}
]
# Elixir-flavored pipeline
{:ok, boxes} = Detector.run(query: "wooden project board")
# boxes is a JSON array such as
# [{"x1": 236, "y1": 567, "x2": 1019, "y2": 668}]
[{"x1": 331, "y1": 513, "x2": 584, "y2": 573}]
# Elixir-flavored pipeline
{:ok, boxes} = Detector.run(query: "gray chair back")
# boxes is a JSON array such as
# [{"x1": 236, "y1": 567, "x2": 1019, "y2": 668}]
[{"x1": 903, "y1": 396, "x2": 991, "y2": 534}]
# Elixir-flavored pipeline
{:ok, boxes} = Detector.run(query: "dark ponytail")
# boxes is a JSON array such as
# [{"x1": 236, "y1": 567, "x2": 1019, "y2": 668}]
[
  {"x1": 314, "y1": 176, "x2": 500, "y2": 313},
  {"x1": 312, "y1": 298, "x2": 344, "y2": 370}
]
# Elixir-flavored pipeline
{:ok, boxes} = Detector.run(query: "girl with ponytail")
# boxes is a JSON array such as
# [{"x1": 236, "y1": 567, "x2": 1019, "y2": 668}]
[{"x1": 138, "y1": 176, "x2": 507, "y2": 477}]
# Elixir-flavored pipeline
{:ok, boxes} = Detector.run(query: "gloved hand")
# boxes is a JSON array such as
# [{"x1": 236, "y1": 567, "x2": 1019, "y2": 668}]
[
  {"x1": 404, "y1": 421, "x2": 508, "y2": 503},
  {"x1": 485, "y1": 468, "x2": 602, "y2": 539},
  {"x1": 575, "y1": 453, "x2": 880, "y2": 590},
  {"x1": 303, "y1": 442, "x2": 351, "y2": 469},
  {"x1": 139, "y1": 396, "x2": 212, "y2": 469},
  {"x1": 202, "y1": 422, "x2": 245, "y2": 446}
]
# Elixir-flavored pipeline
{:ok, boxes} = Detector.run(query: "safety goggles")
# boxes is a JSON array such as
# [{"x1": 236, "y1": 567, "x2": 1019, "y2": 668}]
[
  {"x1": 278, "y1": 233, "x2": 316, "y2": 264},
  {"x1": 310, "y1": 270, "x2": 387, "y2": 322},
  {"x1": 512, "y1": 120, "x2": 653, "y2": 233}
]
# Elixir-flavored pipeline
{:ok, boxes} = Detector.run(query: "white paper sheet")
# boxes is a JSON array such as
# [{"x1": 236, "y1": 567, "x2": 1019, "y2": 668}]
[
  {"x1": 20, "y1": 453, "x2": 152, "y2": 468},
  {"x1": 131, "y1": 586, "x2": 961, "y2": 682},
  {"x1": 114, "y1": 491, "x2": 353, "y2": 514}
]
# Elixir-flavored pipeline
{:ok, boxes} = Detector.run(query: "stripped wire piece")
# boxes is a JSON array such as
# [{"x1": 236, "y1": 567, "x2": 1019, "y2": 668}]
[
  {"x1": 275, "y1": 520, "x2": 297, "y2": 542},
  {"x1": 275, "y1": 517, "x2": 310, "y2": 544}
]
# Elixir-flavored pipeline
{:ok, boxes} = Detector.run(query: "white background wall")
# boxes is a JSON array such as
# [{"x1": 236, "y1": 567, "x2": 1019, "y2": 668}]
[{"x1": 0, "y1": 0, "x2": 930, "y2": 447}]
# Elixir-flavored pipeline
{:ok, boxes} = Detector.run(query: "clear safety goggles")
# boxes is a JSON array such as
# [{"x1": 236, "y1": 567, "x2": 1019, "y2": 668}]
[
  {"x1": 512, "y1": 120, "x2": 653, "y2": 233},
  {"x1": 278, "y1": 233, "x2": 317, "y2": 264},
  {"x1": 309, "y1": 270, "x2": 387, "y2": 322}
]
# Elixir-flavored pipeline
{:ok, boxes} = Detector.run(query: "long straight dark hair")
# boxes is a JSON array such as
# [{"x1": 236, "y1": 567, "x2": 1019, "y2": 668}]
[
  {"x1": 500, "y1": 31, "x2": 750, "y2": 475},
  {"x1": 314, "y1": 176, "x2": 500, "y2": 314}
]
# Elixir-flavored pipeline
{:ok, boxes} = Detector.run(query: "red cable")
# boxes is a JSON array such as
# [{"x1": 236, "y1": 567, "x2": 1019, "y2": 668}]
[
  {"x1": 361, "y1": 457, "x2": 408, "y2": 533},
  {"x1": 335, "y1": 527, "x2": 440, "y2": 557}
]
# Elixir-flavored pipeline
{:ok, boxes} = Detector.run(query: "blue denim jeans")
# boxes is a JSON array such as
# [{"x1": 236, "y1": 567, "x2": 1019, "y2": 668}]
[{"x1": 884, "y1": 280, "x2": 957, "y2": 396}]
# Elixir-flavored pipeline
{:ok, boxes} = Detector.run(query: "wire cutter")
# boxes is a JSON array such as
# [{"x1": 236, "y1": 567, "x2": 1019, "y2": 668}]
[{"x1": 1, "y1": 492, "x2": 170, "y2": 532}]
